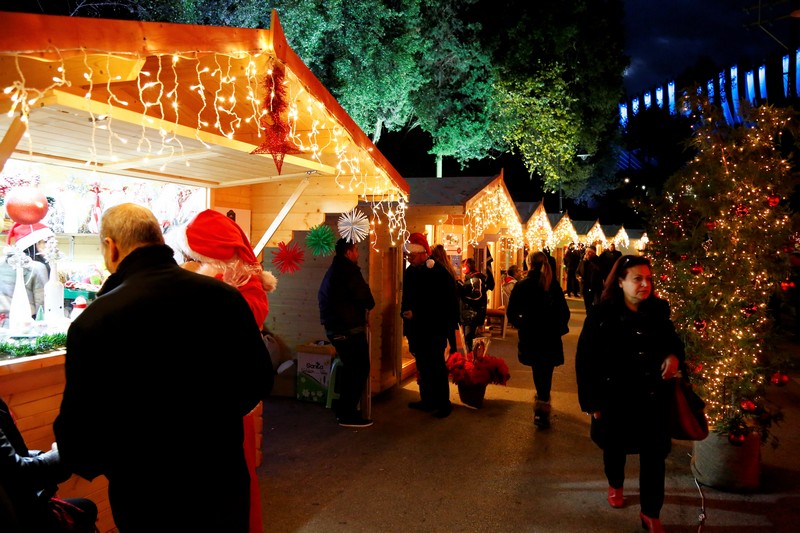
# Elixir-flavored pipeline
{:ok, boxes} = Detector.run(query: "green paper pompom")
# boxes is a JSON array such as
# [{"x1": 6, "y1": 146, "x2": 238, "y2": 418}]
[{"x1": 306, "y1": 224, "x2": 336, "y2": 256}]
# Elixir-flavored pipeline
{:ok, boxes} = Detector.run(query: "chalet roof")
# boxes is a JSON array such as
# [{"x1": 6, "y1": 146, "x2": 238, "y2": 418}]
[
  {"x1": 602, "y1": 225, "x2": 623, "y2": 238},
  {"x1": 625, "y1": 228, "x2": 646, "y2": 239},
  {"x1": 571, "y1": 219, "x2": 596, "y2": 235},
  {"x1": 405, "y1": 175, "x2": 498, "y2": 206},
  {"x1": 515, "y1": 201, "x2": 541, "y2": 224},
  {"x1": 547, "y1": 213, "x2": 565, "y2": 227},
  {"x1": 0, "y1": 11, "x2": 407, "y2": 200}
]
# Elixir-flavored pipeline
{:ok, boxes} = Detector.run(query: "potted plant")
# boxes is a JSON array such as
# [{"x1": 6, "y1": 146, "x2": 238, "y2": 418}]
[{"x1": 446, "y1": 338, "x2": 510, "y2": 408}]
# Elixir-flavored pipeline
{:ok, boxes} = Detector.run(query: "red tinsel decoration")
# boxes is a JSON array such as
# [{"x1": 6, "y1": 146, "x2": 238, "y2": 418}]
[
  {"x1": 251, "y1": 63, "x2": 302, "y2": 174},
  {"x1": 271, "y1": 241, "x2": 304, "y2": 274},
  {"x1": 690, "y1": 263, "x2": 704, "y2": 275}
]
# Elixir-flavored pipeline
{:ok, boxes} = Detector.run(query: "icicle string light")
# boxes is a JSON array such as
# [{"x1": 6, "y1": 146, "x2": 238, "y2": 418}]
[{"x1": 2, "y1": 45, "x2": 408, "y2": 251}]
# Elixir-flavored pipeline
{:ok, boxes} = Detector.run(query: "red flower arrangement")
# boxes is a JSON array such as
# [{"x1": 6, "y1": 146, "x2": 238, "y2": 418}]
[{"x1": 446, "y1": 339, "x2": 510, "y2": 387}]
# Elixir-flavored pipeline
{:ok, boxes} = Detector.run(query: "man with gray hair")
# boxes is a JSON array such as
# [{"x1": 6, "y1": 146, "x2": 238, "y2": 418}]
[{"x1": 54, "y1": 203, "x2": 271, "y2": 532}]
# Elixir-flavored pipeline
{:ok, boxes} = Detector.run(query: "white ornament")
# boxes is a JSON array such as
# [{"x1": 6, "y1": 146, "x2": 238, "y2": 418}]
[
  {"x1": 9, "y1": 267, "x2": 33, "y2": 332},
  {"x1": 338, "y1": 208, "x2": 370, "y2": 243}
]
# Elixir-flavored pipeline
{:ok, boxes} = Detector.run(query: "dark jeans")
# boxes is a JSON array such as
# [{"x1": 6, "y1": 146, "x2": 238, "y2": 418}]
[
  {"x1": 530, "y1": 362, "x2": 555, "y2": 402},
  {"x1": 463, "y1": 310, "x2": 486, "y2": 352},
  {"x1": 603, "y1": 447, "x2": 668, "y2": 518},
  {"x1": 328, "y1": 331, "x2": 370, "y2": 420},
  {"x1": 409, "y1": 333, "x2": 451, "y2": 409}
]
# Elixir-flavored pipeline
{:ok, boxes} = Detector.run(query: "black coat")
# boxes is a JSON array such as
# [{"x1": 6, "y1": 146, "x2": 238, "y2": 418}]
[
  {"x1": 401, "y1": 260, "x2": 459, "y2": 351},
  {"x1": 575, "y1": 297, "x2": 685, "y2": 453},
  {"x1": 505, "y1": 271, "x2": 570, "y2": 366},
  {"x1": 318, "y1": 254, "x2": 375, "y2": 335},
  {"x1": 54, "y1": 245, "x2": 271, "y2": 532},
  {"x1": 1, "y1": 398, "x2": 71, "y2": 533}
]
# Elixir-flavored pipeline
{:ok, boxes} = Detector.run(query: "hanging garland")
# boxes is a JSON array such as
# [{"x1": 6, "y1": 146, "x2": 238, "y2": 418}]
[
  {"x1": 250, "y1": 62, "x2": 302, "y2": 174},
  {"x1": 0, "y1": 333, "x2": 67, "y2": 359}
]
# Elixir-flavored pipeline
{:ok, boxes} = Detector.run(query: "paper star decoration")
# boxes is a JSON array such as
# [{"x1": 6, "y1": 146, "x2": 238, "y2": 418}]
[
  {"x1": 338, "y1": 208, "x2": 370, "y2": 243},
  {"x1": 305, "y1": 224, "x2": 337, "y2": 256},
  {"x1": 271, "y1": 241, "x2": 304, "y2": 274}
]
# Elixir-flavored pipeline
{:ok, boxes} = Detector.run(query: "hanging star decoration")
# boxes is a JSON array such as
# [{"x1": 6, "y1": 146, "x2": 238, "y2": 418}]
[
  {"x1": 40, "y1": 236, "x2": 64, "y2": 264},
  {"x1": 271, "y1": 241, "x2": 304, "y2": 274},
  {"x1": 251, "y1": 63, "x2": 302, "y2": 174},
  {"x1": 338, "y1": 208, "x2": 370, "y2": 243},
  {"x1": 305, "y1": 224, "x2": 337, "y2": 256}
]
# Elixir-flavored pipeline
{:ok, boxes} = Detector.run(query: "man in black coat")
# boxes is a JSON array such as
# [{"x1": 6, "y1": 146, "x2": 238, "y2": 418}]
[
  {"x1": 54, "y1": 203, "x2": 271, "y2": 533},
  {"x1": 318, "y1": 238, "x2": 376, "y2": 428},
  {"x1": 401, "y1": 233, "x2": 458, "y2": 418}
]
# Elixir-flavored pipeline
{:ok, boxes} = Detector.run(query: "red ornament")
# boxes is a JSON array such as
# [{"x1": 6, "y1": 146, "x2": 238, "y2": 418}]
[
  {"x1": 4, "y1": 186, "x2": 49, "y2": 224},
  {"x1": 705, "y1": 220, "x2": 717, "y2": 231},
  {"x1": 271, "y1": 241, "x2": 304, "y2": 274},
  {"x1": 690, "y1": 263, "x2": 704, "y2": 275},
  {"x1": 735, "y1": 204, "x2": 749, "y2": 217},
  {"x1": 728, "y1": 432, "x2": 747, "y2": 445},
  {"x1": 771, "y1": 372, "x2": 790, "y2": 386},
  {"x1": 692, "y1": 362, "x2": 703, "y2": 373},
  {"x1": 694, "y1": 319, "x2": 707, "y2": 332},
  {"x1": 740, "y1": 399, "x2": 757, "y2": 412},
  {"x1": 781, "y1": 280, "x2": 796, "y2": 291},
  {"x1": 659, "y1": 274, "x2": 669, "y2": 282},
  {"x1": 680, "y1": 254, "x2": 688, "y2": 261},
  {"x1": 742, "y1": 303, "x2": 758, "y2": 317},
  {"x1": 767, "y1": 194, "x2": 780, "y2": 207}
]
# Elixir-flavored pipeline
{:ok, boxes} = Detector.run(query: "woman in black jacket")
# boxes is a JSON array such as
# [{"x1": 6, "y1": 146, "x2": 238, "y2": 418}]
[
  {"x1": 506, "y1": 251, "x2": 570, "y2": 429},
  {"x1": 575, "y1": 255, "x2": 684, "y2": 533}
]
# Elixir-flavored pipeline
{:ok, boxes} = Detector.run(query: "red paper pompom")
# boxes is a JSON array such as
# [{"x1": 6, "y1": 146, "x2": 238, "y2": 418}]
[{"x1": 271, "y1": 241, "x2": 304, "y2": 274}]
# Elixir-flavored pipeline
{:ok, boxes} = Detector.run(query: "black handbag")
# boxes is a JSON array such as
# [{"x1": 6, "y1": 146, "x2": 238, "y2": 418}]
[{"x1": 670, "y1": 375, "x2": 709, "y2": 441}]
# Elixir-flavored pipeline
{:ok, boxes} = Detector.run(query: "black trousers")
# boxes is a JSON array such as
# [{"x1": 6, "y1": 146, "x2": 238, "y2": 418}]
[
  {"x1": 328, "y1": 331, "x2": 370, "y2": 420},
  {"x1": 530, "y1": 362, "x2": 555, "y2": 402},
  {"x1": 409, "y1": 333, "x2": 451, "y2": 409},
  {"x1": 603, "y1": 446, "x2": 668, "y2": 518}
]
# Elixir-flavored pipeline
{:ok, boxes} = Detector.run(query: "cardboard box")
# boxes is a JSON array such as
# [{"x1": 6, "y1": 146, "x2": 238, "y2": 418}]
[{"x1": 296, "y1": 342, "x2": 336, "y2": 404}]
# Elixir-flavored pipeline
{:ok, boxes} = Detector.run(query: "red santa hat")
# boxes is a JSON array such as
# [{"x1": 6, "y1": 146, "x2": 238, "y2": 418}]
[
  {"x1": 6, "y1": 222, "x2": 54, "y2": 251},
  {"x1": 406, "y1": 232, "x2": 431, "y2": 256},
  {"x1": 170, "y1": 209, "x2": 277, "y2": 326}
]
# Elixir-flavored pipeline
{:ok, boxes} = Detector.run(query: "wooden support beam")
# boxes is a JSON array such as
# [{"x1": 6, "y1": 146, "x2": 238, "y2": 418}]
[{"x1": 0, "y1": 115, "x2": 26, "y2": 173}]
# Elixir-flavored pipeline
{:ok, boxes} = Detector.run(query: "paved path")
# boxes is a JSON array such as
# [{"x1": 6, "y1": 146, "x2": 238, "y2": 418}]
[{"x1": 260, "y1": 300, "x2": 800, "y2": 532}]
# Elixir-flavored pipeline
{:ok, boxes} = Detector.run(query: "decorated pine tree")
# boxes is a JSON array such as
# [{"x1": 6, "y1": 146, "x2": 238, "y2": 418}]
[{"x1": 647, "y1": 95, "x2": 800, "y2": 447}]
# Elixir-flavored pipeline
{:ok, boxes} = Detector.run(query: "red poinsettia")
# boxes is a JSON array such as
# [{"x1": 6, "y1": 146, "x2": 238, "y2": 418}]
[{"x1": 446, "y1": 340, "x2": 510, "y2": 387}]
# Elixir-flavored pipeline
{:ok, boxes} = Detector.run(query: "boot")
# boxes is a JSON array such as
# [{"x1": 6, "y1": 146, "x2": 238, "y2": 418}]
[{"x1": 533, "y1": 396, "x2": 551, "y2": 429}]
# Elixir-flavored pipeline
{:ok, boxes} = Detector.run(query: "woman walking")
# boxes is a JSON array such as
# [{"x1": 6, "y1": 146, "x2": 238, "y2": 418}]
[
  {"x1": 505, "y1": 251, "x2": 570, "y2": 429},
  {"x1": 575, "y1": 255, "x2": 684, "y2": 533}
]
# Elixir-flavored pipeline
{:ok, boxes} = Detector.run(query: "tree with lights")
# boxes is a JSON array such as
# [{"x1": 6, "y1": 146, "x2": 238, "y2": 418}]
[{"x1": 647, "y1": 94, "x2": 800, "y2": 449}]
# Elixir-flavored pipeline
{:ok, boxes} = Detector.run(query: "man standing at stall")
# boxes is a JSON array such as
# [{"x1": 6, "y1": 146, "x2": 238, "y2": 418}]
[
  {"x1": 318, "y1": 238, "x2": 375, "y2": 428},
  {"x1": 54, "y1": 203, "x2": 271, "y2": 533},
  {"x1": 401, "y1": 232, "x2": 458, "y2": 418}
]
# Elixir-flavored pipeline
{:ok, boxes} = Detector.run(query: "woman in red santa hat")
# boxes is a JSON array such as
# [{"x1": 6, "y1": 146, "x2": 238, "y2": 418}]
[
  {"x1": 169, "y1": 209, "x2": 276, "y2": 533},
  {"x1": 0, "y1": 222, "x2": 55, "y2": 321}
]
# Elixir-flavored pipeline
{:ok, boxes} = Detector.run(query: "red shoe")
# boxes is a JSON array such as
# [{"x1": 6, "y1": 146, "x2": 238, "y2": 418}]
[
  {"x1": 640, "y1": 513, "x2": 665, "y2": 533},
  {"x1": 607, "y1": 486, "x2": 624, "y2": 508}
]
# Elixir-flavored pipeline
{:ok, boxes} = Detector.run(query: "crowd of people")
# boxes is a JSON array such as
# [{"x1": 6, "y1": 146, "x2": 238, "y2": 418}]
[{"x1": 10, "y1": 208, "x2": 795, "y2": 533}]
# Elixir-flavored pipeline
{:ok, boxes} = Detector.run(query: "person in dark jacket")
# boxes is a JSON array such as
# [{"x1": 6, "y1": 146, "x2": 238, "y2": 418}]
[
  {"x1": 401, "y1": 233, "x2": 458, "y2": 418},
  {"x1": 505, "y1": 250, "x2": 570, "y2": 429},
  {"x1": 1, "y1": 397, "x2": 97, "y2": 533},
  {"x1": 318, "y1": 238, "x2": 376, "y2": 428},
  {"x1": 575, "y1": 255, "x2": 684, "y2": 533},
  {"x1": 459, "y1": 256, "x2": 495, "y2": 352},
  {"x1": 54, "y1": 203, "x2": 272, "y2": 533},
  {"x1": 577, "y1": 246, "x2": 603, "y2": 313}
]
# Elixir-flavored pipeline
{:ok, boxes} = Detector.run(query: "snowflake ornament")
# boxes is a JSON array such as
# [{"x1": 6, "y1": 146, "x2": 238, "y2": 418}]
[
  {"x1": 305, "y1": 224, "x2": 336, "y2": 256},
  {"x1": 40, "y1": 236, "x2": 64, "y2": 263},
  {"x1": 271, "y1": 241, "x2": 304, "y2": 274},
  {"x1": 338, "y1": 208, "x2": 370, "y2": 243}
]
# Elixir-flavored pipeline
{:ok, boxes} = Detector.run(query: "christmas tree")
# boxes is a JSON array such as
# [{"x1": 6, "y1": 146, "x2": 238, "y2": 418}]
[{"x1": 647, "y1": 94, "x2": 799, "y2": 447}]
